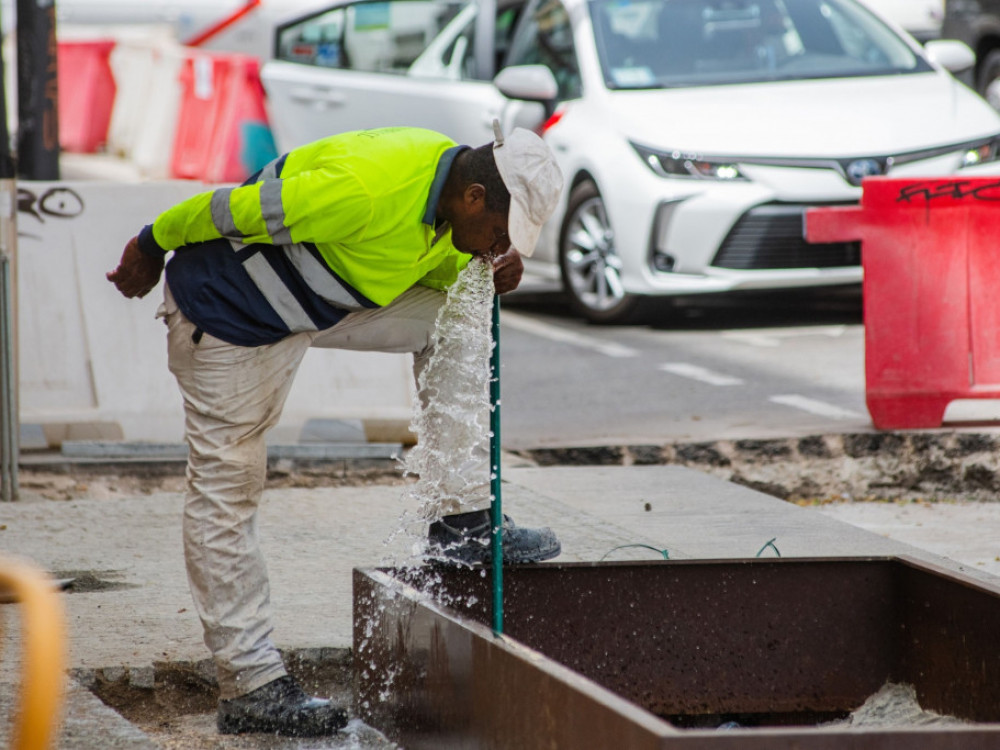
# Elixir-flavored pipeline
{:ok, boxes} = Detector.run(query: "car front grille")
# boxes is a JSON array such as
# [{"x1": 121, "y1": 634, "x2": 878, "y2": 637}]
[{"x1": 711, "y1": 204, "x2": 860, "y2": 270}]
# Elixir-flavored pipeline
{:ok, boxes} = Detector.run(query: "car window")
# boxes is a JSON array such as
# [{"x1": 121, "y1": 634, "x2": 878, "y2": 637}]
[
  {"x1": 408, "y1": 2, "x2": 526, "y2": 80},
  {"x1": 276, "y1": 0, "x2": 471, "y2": 74},
  {"x1": 588, "y1": 0, "x2": 933, "y2": 90},
  {"x1": 505, "y1": 0, "x2": 583, "y2": 100},
  {"x1": 277, "y1": 7, "x2": 349, "y2": 66}
]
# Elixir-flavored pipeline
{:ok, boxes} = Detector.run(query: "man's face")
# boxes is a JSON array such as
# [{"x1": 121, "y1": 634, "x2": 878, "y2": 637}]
[{"x1": 450, "y1": 210, "x2": 510, "y2": 258}]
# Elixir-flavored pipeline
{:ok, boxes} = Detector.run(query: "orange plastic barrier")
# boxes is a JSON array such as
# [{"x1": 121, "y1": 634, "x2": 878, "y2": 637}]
[
  {"x1": 58, "y1": 40, "x2": 118, "y2": 153},
  {"x1": 805, "y1": 177, "x2": 1000, "y2": 430},
  {"x1": 170, "y1": 52, "x2": 276, "y2": 183}
]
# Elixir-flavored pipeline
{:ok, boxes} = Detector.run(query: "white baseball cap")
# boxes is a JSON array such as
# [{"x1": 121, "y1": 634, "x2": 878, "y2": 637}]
[{"x1": 492, "y1": 120, "x2": 564, "y2": 257}]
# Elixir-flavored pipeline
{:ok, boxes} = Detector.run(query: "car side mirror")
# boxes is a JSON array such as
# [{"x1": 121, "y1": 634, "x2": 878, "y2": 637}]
[
  {"x1": 924, "y1": 40, "x2": 976, "y2": 74},
  {"x1": 494, "y1": 65, "x2": 558, "y2": 116}
]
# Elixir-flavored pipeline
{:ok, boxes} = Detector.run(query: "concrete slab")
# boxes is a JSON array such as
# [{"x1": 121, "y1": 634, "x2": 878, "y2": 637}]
[
  {"x1": 508, "y1": 466, "x2": 908, "y2": 558},
  {"x1": 816, "y1": 498, "x2": 1000, "y2": 578}
]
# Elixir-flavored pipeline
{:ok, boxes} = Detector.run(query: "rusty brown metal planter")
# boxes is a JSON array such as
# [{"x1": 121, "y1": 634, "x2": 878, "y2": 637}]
[{"x1": 354, "y1": 558, "x2": 1000, "y2": 748}]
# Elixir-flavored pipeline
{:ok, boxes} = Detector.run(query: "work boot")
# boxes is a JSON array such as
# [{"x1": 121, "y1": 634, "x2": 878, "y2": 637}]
[
  {"x1": 216, "y1": 675, "x2": 348, "y2": 736},
  {"x1": 427, "y1": 509, "x2": 561, "y2": 565}
]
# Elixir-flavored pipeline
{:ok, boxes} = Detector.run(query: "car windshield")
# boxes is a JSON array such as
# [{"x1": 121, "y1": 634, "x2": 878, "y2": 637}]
[{"x1": 588, "y1": 0, "x2": 933, "y2": 89}]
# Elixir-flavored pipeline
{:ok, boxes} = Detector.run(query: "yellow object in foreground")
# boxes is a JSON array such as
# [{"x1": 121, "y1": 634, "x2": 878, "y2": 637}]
[{"x1": 0, "y1": 556, "x2": 66, "y2": 750}]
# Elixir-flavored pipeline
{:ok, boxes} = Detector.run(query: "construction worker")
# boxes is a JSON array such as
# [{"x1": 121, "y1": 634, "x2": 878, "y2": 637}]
[{"x1": 106, "y1": 124, "x2": 564, "y2": 737}]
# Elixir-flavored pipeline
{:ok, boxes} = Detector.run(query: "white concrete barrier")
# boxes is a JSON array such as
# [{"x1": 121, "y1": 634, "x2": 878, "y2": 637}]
[{"x1": 18, "y1": 181, "x2": 415, "y2": 446}]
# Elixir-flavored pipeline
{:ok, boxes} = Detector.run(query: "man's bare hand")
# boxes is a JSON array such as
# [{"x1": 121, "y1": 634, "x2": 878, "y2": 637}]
[
  {"x1": 106, "y1": 236, "x2": 164, "y2": 299},
  {"x1": 491, "y1": 245, "x2": 523, "y2": 295}
]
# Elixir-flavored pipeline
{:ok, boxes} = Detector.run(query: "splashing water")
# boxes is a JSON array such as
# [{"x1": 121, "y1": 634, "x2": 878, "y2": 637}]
[
  {"x1": 402, "y1": 256, "x2": 495, "y2": 522},
  {"x1": 359, "y1": 253, "x2": 497, "y2": 702},
  {"x1": 377, "y1": 256, "x2": 495, "y2": 595}
]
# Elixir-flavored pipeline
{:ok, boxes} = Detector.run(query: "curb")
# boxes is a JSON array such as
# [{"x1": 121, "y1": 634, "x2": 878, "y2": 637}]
[{"x1": 17, "y1": 448, "x2": 406, "y2": 480}]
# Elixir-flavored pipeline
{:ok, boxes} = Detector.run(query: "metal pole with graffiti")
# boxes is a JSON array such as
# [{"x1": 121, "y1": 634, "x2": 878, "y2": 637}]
[{"x1": 17, "y1": 0, "x2": 59, "y2": 180}]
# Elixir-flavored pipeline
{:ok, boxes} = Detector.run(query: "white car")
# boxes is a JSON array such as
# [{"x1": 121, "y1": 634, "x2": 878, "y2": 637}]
[{"x1": 262, "y1": 0, "x2": 1000, "y2": 323}]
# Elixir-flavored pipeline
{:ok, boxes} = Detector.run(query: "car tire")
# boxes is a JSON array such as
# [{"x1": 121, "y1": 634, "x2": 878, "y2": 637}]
[
  {"x1": 978, "y1": 48, "x2": 1000, "y2": 109},
  {"x1": 559, "y1": 181, "x2": 643, "y2": 324}
]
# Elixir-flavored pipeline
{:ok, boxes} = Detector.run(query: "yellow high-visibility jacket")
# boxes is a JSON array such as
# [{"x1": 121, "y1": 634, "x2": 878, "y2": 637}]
[{"x1": 137, "y1": 127, "x2": 472, "y2": 346}]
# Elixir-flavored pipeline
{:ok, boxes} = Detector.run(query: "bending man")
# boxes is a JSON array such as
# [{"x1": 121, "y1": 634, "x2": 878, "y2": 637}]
[{"x1": 106, "y1": 124, "x2": 564, "y2": 737}]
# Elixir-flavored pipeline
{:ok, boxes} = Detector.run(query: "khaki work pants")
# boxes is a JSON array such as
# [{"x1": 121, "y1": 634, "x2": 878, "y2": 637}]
[{"x1": 161, "y1": 284, "x2": 489, "y2": 699}]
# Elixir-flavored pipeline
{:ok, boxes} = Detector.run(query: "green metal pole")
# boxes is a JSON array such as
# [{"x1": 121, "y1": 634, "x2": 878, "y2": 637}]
[
  {"x1": 0, "y1": 248, "x2": 16, "y2": 502},
  {"x1": 489, "y1": 294, "x2": 503, "y2": 634}
]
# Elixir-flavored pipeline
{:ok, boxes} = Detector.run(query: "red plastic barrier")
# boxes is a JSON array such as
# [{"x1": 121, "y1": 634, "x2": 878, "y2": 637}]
[
  {"x1": 805, "y1": 177, "x2": 1000, "y2": 430},
  {"x1": 57, "y1": 40, "x2": 117, "y2": 153},
  {"x1": 170, "y1": 52, "x2": 275, "y2": 183}
]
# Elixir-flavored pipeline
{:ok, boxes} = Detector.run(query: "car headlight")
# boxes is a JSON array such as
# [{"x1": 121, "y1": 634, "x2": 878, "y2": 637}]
[
  {"x1": 961, "y1": 137, "x2": 1000, "y2": 167},
  {"x1": 631, "y1": 142, "x2": 748, "y2": 181}
]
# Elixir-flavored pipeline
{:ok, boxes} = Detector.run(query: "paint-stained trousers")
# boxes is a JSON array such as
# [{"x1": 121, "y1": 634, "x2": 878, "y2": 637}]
[{"x1": 160, "y1": 283, "x2": 489, "y2": 699}]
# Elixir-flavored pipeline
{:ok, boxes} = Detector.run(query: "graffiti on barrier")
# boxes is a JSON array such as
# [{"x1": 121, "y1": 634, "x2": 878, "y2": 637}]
[
  {"x1": 18, "y1": 186, "x2": 85, "y2": 223},
  {"x1": 897, "y1": 179, "x2": 1000, "y2": 204}
]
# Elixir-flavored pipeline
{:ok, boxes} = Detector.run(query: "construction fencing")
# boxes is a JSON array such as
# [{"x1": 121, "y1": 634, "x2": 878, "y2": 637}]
[{"x1": 58, "y1": 31, "x2": 277, "y2": 183}]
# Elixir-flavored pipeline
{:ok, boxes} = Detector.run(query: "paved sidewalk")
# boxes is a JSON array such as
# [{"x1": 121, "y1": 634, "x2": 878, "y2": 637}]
[
  {"x1": 816, "y1": 497, "x2": 1000, "y2": 578},
  {"x1": 2, "y1": 463, "x2": 998, "y2": 748}
]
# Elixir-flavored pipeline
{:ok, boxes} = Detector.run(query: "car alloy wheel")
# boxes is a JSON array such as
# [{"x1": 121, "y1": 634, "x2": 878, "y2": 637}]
[{"x1": 559, "y1": 181, "x2": 640, "y2": 324}]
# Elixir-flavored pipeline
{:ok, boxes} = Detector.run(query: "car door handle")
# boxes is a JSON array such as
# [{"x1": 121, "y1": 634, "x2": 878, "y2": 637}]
[{"x1": 288, "y1": 85, "x2": 347, "y2": 108}]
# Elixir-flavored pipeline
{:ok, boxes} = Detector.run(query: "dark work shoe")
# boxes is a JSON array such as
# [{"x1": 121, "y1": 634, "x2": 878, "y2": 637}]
[
  {"x1": 217, "y1": 675, "x2": 348, "y2": 736},
  {"x1": 427, "y1": 509, "x2": 561, "y2": 565}
]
